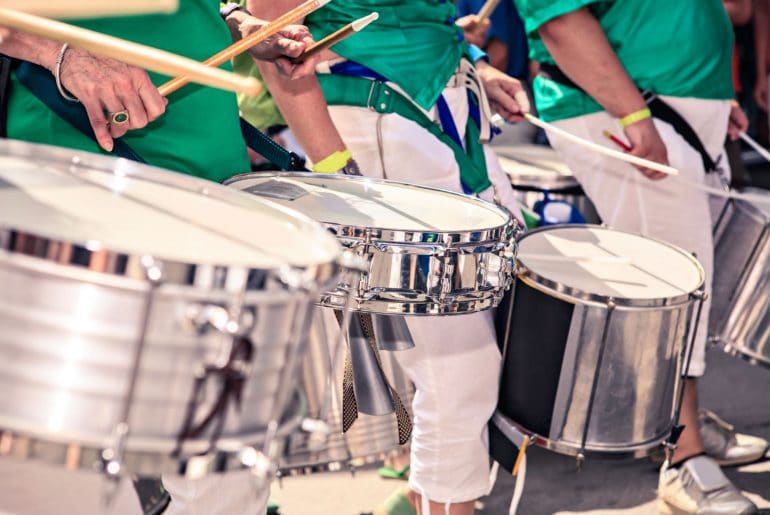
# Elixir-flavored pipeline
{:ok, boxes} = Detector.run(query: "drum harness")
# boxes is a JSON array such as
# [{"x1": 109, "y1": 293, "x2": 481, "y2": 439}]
[{"x1": 316, "y1": 56, "x2": 502, "y2": 197}]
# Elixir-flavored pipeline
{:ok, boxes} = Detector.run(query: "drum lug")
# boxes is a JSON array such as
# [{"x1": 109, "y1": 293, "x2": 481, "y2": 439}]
[{"x1": 184, "y1": 303, "x2": 255, "y2": 337}]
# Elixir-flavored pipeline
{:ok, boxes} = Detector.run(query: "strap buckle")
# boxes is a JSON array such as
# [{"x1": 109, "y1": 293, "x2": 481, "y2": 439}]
[{"x1": 366, "y1": 80, "x2": 394, "y2": 114}]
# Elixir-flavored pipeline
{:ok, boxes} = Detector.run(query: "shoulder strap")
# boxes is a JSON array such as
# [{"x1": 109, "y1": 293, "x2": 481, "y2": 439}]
[
  {"x1": 538, "y1": 62, "x2": 717, "y2": 172},
  {"x1": 239, "y1": 118, "x2": 307, "y2": 171},
  {"x1": 0, "y1": 55, "x2": 15, "y2": 138}
]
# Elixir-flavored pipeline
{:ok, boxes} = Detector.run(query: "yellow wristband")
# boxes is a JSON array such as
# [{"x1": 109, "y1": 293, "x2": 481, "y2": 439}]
[
  {"x1": 312, "y1": 150, "x2": 352, "y2": 173},
  {"x1": 619, "y1": 107, "x2": 652, "y2": 128}
]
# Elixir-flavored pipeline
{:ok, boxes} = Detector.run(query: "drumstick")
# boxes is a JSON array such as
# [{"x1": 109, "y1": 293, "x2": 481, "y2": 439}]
[
  {"x1": 290, "y1": 12, "x2": 378, "y2": 64},
  {"x1": 0, "y1": 0, "x2": 178, "y2": 19},
  {"x1": 519, "y1": 253, "x2": 632, "y2": 264},
  {"x1": 0, "y1": 7, "x2": 261, "y2": 95},
  {"x1": 739, "y1": 131, "x2": 770, "y2": 164},
  {"x1": 477, "y1": 0, "x2": 501, "y2": 22},
  {"x1": 158, "y1": 0, "x2": 331, "y2": 97},
  {"x1": 524, "y1": 113, "x2": 680, "y2": 176}
]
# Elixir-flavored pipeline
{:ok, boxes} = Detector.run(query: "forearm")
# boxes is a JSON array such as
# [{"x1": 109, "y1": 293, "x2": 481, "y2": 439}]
[
  {"x1": 538, "y1": 7, "x2": 646, "y2": 118},
  {"x1": 248, "y1": 0, "x2": 346, "y2": 162},
  {"x1": 486, "y1": 39, "x2": 509, "y2": 73},
  {"x1": 0, "y1": 31, "x2": 61, "y2": 71}
]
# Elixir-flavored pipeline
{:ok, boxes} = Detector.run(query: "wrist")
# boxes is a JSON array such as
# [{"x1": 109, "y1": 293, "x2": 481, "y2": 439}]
[{"x1": 619, "y1": 107, "x2": 651, "y2": 129}]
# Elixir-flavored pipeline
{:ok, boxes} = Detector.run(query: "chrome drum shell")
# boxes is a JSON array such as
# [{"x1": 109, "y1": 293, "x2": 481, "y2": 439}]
[{"x1": 710, "y1": 193, "x2": 770, "y2": 367}]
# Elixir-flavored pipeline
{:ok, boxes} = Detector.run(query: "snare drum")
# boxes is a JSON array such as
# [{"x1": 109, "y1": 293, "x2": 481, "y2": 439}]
[
  {"x1": 225, "y1": 172, "x2": 518, "y2": 315},
  {"x1": 280, "y1": 309, "x2": 414, "y2": 473},
  {"x1": 0, "y1": 141, "x2": 342, "y2": 477},
  {"x1": 710, "y1": 189, "x2": 770, "y2": 367},
  {"x1": 495, "y1": 144, "x2": 601, "y2": 224},
  {"x1": 495, "y1": 225, "x2": 704, "y2": 458}
]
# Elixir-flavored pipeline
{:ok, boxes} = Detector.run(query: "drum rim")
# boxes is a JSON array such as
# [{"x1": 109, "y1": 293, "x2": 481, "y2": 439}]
[
  {"x1": 516, "y1": 223, "x2": 705, "y2": 308},
  {"x1": 224, "y1": 171, "x2": 516, "y2": 244},
  {"x1": 0, "y1": 140, "x2": 342, "y2": 287}
]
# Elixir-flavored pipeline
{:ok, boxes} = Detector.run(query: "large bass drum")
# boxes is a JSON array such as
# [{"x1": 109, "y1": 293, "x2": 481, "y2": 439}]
[
  {"x1": 225, "y1": 172, "x2": 518, "y2": 315},
  {"x1": 710, "y1": 189, "x2": 770, "y2": 367},
  {"x1": 0, "y1": 141, "x2": 342, "y2": 477},
  {"x1": 495, "y1": 225, "x2": 704, "y2": 458}
]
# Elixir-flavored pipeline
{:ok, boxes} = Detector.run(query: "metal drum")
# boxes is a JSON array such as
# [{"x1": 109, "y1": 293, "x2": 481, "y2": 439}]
[
  {"x1": 225, "y1": 172, "x2": 518, "y2": 315},
  {"x1": 280, "y1": 309, "x2": 414, "y2": 473},
  {"x1": 495, "y1": 225, "x2": 704, "y2": 458},
  {"x1": 710, "y1": 188, "x2": 770, "y2": 367},
  {"x1": 494, "y1": 144, "x2": 601, "y2": 224},
  {"x1": 0, "y1": 141, "x2": 342, "y2": 477}
]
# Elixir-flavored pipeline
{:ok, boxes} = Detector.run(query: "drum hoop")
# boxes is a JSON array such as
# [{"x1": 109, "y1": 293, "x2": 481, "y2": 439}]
[
  {"x1": 224, "y1": 172, "x2": 515, "y2": 244},
  {"x1": 0, "y1": 140, "x2": 342, "y2": 280},
  {"x1": 516, "y1": 224, "x2": 705, "y2": 308},
  {"x1": 0, "y1": 390, "x2": 306, "y2": 477}
]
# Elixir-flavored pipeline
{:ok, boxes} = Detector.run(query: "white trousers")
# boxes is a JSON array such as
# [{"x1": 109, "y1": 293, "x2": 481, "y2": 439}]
[
  {"x1": 547, "y1": 96, "x2": 732, "y2": 377},
  {"x1": 327, "y1": 84, "x2": 519, "y2": 505},
  {"x1": 0, "y1": 458, "x2": 267, "y2": 515}
]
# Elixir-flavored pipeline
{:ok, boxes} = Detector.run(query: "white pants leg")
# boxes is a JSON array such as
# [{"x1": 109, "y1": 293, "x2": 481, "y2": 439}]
[
  {"x1": 326, "y1": 82, "x2": 516, "y2": 505},
  {"x1": 162, "y1": 470, "x2": 268, "y2": 515},
  {"x1": 546, "y1": 97, "x2": 731, "y2": 377}
]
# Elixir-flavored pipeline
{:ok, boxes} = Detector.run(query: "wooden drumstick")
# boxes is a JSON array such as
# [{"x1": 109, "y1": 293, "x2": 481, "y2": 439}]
[
  {"x1": 158, "y1": 0, "x2": 331, "y2": 97},
  {"x1": 477, "y1": 0, "x2": 501, "y2": 22},
  {"x1": 0, "y1": 0, "x2": 178, "y2": 19},
  {"x1": 291, "y1": 12, "x2": 378, "y2": 64},
  {"x1": 0, "y1": 7, "x2": 261, "y2": 95}
]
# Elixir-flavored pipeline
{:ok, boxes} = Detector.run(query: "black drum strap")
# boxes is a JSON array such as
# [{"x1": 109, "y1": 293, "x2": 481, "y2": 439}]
[
  {"x1": 538, "y1": 62, "x2": 718, "y2": 172},
  {"x1": 0, "y1": 55, "x2": 14, "y2": 138}
]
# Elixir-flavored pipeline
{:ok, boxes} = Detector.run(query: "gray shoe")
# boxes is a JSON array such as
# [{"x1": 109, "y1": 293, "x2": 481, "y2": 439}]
[
  {"x1": 700, "y1": 409, "x2": 769, "y2": 467},
  {"x1": 658, "y1": 455, "x2": 758, "y2": 514}
]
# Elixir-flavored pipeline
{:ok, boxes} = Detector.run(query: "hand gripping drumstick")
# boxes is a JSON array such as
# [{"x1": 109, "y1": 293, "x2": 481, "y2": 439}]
[
  {"x1": 523, "y1": 113, "x2": 680, "y2": 175},
  {"x1": 0, "y1": 7, "x2": 261, "y2": 95},
  {"x1": 158, "y1": 0, "x2": 332, "y2": 97},
  {"x1": 477, "y1": 0, "x2": 502, "y2": 22},
  {"x1": 0, "y1": 0, "x2": 178, "y2": 19},
  {"x1": 291, "y1": 12, "x2": 378, "y2": 64}
]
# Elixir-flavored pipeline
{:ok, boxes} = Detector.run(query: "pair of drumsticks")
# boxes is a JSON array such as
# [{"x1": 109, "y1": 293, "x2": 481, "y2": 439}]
[{"x1": 0, "y1": 0, "x2": 377, "y2": 97}]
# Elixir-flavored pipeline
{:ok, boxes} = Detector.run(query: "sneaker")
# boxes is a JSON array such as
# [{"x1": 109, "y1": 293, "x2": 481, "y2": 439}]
[
  {"x1": 700, "y1": 409, "x2": 769, "y2": 467},
  {"x1": 658, "y1": 455, "x2": 758, "y2": 514}
]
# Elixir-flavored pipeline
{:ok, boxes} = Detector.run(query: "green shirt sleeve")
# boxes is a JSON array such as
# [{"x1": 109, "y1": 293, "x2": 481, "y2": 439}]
[{"x1": 514, "y1": 0, "x2": 611, "y2": 36}]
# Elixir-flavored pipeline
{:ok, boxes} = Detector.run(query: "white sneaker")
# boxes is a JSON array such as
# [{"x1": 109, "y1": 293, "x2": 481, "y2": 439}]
[
  {"x1": 699, "y1": 409, "x2": 769, "y2": 467},
  {"x1": 658, "y1": 455, "x2": 758, "y2": 514}
]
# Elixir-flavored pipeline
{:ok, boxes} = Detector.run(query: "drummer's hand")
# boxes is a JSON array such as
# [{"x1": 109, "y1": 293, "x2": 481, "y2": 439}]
[
  {"x1": 240, "y1": 18, "x2": 318, "y2": 79},
  {"x1": 456, "y1": 15, "x2": 490, "y2": 47},
  {"x1": 58, "y1": 47, "x2": 166, "y2": 152},
  {"x1": 476, "y1": 60, "x2": 529, "y2": 122},
  {"x1": 727, "y1": 99, "x2": 749, "y2": 141},
  {"x1": 622, "y1": 118, "x2": 669, "y2": 180}
]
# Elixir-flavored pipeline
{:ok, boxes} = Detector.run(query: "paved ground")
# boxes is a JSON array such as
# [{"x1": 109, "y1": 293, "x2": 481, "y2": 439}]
[{"x1": 271, "y1": 349, "x2": 770, "y2": 514}]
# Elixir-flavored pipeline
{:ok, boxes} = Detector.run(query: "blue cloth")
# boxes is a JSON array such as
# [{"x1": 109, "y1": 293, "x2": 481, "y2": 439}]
[{"x1": 456, "y1": 0, "x2": 529, "y2": 80}]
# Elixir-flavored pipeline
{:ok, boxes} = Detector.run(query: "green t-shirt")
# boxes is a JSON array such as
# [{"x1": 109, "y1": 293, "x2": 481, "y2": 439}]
[
  {"x1": 305, "y1": 0, "x2": 466, "y2": 110},
  {"x1": 7, "y1": 0, "x2": 250, "y2": 182},
  {"x1": 514, "y1": 0, "x2": 734, "y2": 121}
]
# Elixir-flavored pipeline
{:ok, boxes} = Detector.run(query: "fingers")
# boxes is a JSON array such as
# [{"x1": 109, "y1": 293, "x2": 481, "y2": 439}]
[
  {"x1": 135, "y1": 72, "x2": 166, "y2": 122},
  {"x1": 81, "y1": 97, "x2": 113, "y2": 152}
]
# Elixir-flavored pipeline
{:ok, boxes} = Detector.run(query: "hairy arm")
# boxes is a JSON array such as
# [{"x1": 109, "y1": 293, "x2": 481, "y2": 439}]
[
  {"x1": 246, "y1": 0, "x2": 346, "y2": 163},
  {"x1": 538, "y1": 7, "x2": 668, "y2": 178}
]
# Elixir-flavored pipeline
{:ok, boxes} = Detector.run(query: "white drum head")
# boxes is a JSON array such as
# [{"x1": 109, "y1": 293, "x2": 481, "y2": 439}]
[
  {"x1": 0, "y1": 142, "x2": 340, "y2": 268},
  {"x1": 227, "y1": 173, "x2": 510, "y2": 233},
  {"x1": 494, "y1": 144, "x2": 577, "y2": 190},
  {"x1": 518, "y1": 225, "x2": 704, "y2": 302}
]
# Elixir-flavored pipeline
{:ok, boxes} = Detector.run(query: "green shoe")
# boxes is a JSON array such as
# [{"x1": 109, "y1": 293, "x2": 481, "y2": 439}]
[
  {"x1": 266, "y1": 499, "x2": 279, "y2": 515},
  {"x1": 377, "y1": 464, "x2": 410, "y2": 481},
  {"x1": 373, "y1": 487, "x2": 416, "y2": 515}
]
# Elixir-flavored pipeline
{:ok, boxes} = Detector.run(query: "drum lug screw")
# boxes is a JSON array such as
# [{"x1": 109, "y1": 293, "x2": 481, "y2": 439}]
[{"x1": 575, "y1": 452, "x2": 585, "y2": 471}]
